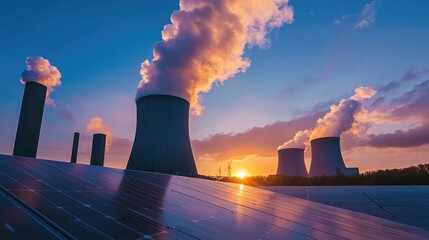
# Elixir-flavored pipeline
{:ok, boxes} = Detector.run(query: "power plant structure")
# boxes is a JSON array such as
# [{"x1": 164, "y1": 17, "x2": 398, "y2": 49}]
[
  {"x1": 70, "y1": 132, "x2": 80, "y2": 163},
  {"x1": 276, "y1": 148, "x2": 308, "y2": 177},
  {"x1": 13, "y1": 81, "x2": 47, "y2": 158},
  {"x1": 127, "y1": 94, "x2": 198, "y2": 175},
  {"x1": 309, "y1": 137, "x2": 359, "y2": 177},
  {"x1": 90, "y1": 134, "x2": 106, "y2": 166}
]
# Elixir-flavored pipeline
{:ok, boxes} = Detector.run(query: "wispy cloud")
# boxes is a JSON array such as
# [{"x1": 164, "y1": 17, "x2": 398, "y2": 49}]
[
  {"x1": 370, "y1": 68, "x2": 429, "y2": 109},
  {"x1": 366, "y1": 125, "x2": 429, "y2": 148},
  {"x1": 334, "y1": 15, "x2": 348, "y2": 25},
  {"x1": 279, "y1": 65, "x2": 334, "y2": 98},
  {"x1": 192, "y1": 113, "x2": 322, "y2": 163},
  {"x1": 364, "y1": 80, "x2": 429, "y2": 148},
  {"x1": 56, "y1": 105, "x2": 75, "y2": 123},
  {"x1": 355, "y1": 1, "x2": 377, "y2": 28},
  {"x1": 377, "y1": 68, "x2": 429, "y2": 94}
]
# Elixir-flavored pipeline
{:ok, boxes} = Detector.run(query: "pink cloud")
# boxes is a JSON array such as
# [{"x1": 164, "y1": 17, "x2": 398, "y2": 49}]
[
  {"x1": 192, "y1": 113, "x2": 321, "y2": 163},
  {"x1": 20, "y1": 56, "x2": 62, "y2": 106}
]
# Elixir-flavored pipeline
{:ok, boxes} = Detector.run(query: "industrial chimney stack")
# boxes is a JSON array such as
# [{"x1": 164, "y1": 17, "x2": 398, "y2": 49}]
[
  {"x1": 127, "y1": 95, "x2": 198, "y2": 175},
  {"x1": 71, "y1": 132, "x2": 80, "y2": 163},
  {"x1": 309, "y1": 137, "x2": 359, "y2": 177},
  {"x1": 90, "y1": 134, "x2": 106, "y2": 166},
  {"x1": 277, "y1": 148, "x2": 308, "y2": 177},
  {"x1": 13, "y1": 81, "x2": 47, "y2": 158}
]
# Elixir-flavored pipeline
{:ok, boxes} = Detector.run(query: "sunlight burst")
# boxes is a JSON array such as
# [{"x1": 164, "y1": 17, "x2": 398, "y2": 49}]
[{"x1": 236, "y1": 170, "x2": 248, "y2": 179}]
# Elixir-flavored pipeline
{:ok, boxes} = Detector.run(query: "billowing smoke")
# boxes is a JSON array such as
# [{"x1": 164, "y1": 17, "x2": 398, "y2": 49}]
[
  {"x1": 278, "y1": 130, "x2": 311, "y2": 150},
  {"x1": 20, "y1": 56, "x2": 61, "y2": 106},
  {"x1": 137, "y1": 0, "x2": 294, "y2": 114},
  {"x1": 86, "y1": 117, "x2": 113, "y2": 151},
  {"x1": 278, "y1": 87, "x2": 376, "y2": 149},
  {"x1": 311, "y1": 87, "x2": 377, "y2": 139}
]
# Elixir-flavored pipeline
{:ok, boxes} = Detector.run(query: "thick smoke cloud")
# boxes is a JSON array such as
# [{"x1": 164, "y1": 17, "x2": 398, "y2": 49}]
[
  {"x1": 277, "y1": 87, "x2": 376, "y2": 150},
  {"x1": 137, "y1": 0, "x2": 294, "y2": 114},
  {"x1": 310, "y1": 87, "x2": 376, "y2": 139},
  {"x1": 86, "y1": 117, "x2": 113, "y2": 151},
  {"x1": 20, "y1": 56, "x2": 61, "y2": 106}
]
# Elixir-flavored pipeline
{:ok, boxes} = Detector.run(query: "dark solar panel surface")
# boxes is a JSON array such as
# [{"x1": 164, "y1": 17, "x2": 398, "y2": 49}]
[
  {"x1": 262, "y1": 185, "x2": 429, "y2": 230},
  {"x1": 1, "y1": 154, "x2": 429, "y2": 239}
]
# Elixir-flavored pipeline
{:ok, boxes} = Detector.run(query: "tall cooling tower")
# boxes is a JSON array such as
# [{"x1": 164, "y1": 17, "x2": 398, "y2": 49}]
[
  {"x1": 13, "y1": 81, "x2": 47, "y2": 158},
  {"x1": 277, "y1": 148, "x2": 308, "y2": 177},
  {"x1": 127, "y1": 95, "x2": 198, "y2": 175},
  {"x1": 309, "y1": 137, "x2": 347, "y2": 177}
]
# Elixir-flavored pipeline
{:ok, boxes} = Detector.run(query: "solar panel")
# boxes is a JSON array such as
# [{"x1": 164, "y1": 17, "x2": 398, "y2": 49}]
[
  {"x1": 262, "y1": 185, "x2": 429, "y2": 230},
  {"x1": 1, "y1": 154, "x2": 428, "y2": 239}
]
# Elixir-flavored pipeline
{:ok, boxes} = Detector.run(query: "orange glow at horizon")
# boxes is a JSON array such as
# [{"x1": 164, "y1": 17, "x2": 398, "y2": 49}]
[{"x1": 236, "y1": 170, "x2": 248, "y2": 179}]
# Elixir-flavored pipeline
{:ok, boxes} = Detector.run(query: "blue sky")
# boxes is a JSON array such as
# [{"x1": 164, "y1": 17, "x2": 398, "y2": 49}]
[{"x1": 1, "y1": 0, "x2": 429, "y2": 175}]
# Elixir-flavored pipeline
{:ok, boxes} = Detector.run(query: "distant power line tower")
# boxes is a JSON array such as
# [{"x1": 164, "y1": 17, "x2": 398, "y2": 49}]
[
  {"x1": 225, "y1": 160, "x2": 232, "y2": 177},
  {"x1": 216, "y1": 164, "x2": 222, "y2": 179}
]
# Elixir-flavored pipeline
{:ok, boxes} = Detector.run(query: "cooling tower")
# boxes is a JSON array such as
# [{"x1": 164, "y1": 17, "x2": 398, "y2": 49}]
[
  {"x1": 90, "y1": 134, "x2": 106, "y2": 166},
  {"x1": 309, "y1": 137, "x2": 347, "y2": 177},
  {"x1": 71, "y1": 132, "x2": 80, "y2": 163},
  {"x1": 127, "y1": 95, "x2": 198, "y2": 175},
  {"x1": 13, "y1": 81, "x2": 47, "y2": 158},
  {"x1": 277, "y1": 148, "x2": 308, "y2": 177}
]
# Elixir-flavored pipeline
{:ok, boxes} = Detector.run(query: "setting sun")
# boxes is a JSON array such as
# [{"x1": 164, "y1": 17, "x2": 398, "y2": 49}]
[{"x1": 236, "y1": 170, "x2": 248, "y2": 179}]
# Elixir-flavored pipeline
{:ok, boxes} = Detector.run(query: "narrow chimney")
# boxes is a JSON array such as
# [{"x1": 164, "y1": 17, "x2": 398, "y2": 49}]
[
  {"x1": 70, "y1": 132, "x2": 80, "y2": 163},
  {"x1": 90, "y1": 134, "x2": 106, "y2": 166},
  {"x1": 13, "y1": 81, "x2": 47, "y2": 158}
]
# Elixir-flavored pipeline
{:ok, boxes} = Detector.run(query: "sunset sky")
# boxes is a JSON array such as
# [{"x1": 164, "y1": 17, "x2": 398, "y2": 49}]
[{"x1": 1, "y1": 0, "x2": 428, "y2": 176}]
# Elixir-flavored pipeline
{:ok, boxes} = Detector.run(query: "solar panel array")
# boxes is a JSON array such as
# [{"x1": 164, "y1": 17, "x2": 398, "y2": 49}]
[
  {"x1": 1, "y1": 154, "x2": 428, "y2": 239},
  {"x1": 263, "y1": 185, "x2": 429, "y2": 230}
]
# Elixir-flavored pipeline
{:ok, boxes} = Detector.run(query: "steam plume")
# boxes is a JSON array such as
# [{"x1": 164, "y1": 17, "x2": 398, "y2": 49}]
[
  {"x1": 20, "y1": 56, "x2": 61, "y2": 106},
  {"x1": 311, "y1": 87, "x2": 377, "y2": 139},
  {"x1": 137, "y1": 0, "x2": 294, "y2": 114},
  {"x1": 278, "y1": 130, "x2": 311, "y2": 150},
  {"x1": 278, "y1": 87, "x2": 376, "y2": 149},
  {"x1": 86, "y1": 117, "x2": 113, "y2": 151}
]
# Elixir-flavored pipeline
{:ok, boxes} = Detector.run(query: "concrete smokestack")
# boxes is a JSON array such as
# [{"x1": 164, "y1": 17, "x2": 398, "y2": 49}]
[
  {"x1": 309, "y1": 137, "x2": 358, "y2": 177},
  {"x1": 70, "y1": 132, "x2": 80, "y2": 163},
  {"x1": 90, "y1": 134, "x2": 106, "y2": 166},
  {"x1": 127, "y1": 95, "x2": 197, "y2": 175},
  {"x1": 13, "y1": 81, "x2": 47, "y2": 158},
  {"x1": 277, "y1": 148, "x2": 308, "y2": 177}
]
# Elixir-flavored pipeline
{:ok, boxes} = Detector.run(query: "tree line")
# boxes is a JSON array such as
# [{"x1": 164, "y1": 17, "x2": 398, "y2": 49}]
[{"x1": 212, "y1": 163, "x2": 429, "y2": 186}]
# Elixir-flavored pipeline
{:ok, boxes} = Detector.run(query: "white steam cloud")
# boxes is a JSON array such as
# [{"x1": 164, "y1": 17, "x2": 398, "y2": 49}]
[
  {"x1": 278, "y1": 87, "x2": 377, "y2": 149},
  {"x1": 311, "y1": 87, "x2": 377, "y2": 139},
  {"x1": 137, "y1": 0, "x2": 294, "y2": 115},
  {"x1": 20, "y1": 56, "x2": 62, "y2": 106},
  {"x1": 278, "y1": 130, "x2": 311, "y2": 150}
]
